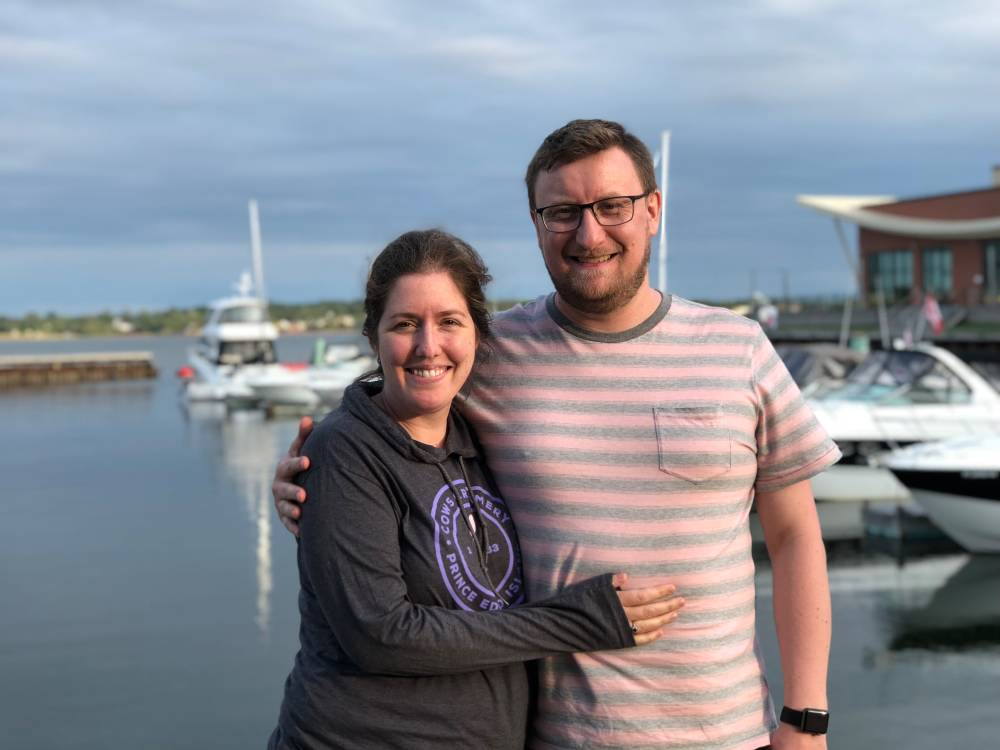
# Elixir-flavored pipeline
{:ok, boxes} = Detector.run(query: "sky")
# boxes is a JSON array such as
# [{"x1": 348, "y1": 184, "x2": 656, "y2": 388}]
[{"x1": 3, "y1": 0, "x2": 999, "y2": 316}]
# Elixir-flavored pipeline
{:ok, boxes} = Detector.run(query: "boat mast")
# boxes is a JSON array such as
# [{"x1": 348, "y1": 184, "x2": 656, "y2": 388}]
[
  {"x1": 248, "y1": 199, "x2": 266, "y2": 304},
  {"x1": 656, "y1": 130, "x2": 671, "y2": 295}
]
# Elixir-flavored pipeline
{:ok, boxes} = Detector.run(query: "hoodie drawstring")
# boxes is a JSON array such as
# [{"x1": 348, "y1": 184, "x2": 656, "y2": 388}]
[{"x1": 435, "y1": 458, "x2": 508, "y2": 607}]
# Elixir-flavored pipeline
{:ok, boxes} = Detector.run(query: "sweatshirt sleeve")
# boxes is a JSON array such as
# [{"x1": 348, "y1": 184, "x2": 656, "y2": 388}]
[{"x1": 297, "y1": 451, "x2": 634, "y2": 678}]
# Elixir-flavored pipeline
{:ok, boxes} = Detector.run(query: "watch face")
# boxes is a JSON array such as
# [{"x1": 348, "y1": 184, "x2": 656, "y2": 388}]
[{"x1": 801, "y1": 709, "x2": 830, "y2": 734}]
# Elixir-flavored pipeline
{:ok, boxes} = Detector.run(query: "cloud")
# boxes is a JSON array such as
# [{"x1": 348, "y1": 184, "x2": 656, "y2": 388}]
[
  {"x1": 2, "y1": 0, "x2": 999, "y2": 314},
  {"x1": 425, "y1": 35, "x2": 579, "y2": 82}
]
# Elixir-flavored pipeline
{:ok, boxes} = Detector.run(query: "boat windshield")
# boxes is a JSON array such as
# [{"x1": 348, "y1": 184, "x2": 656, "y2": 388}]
[
  {"x1": 218, "y1": 340, "x2": 277, "y2": 365},
  {"x1": 967, "y1": 360, "x2": 1000, "y2": 394},
  {"x1": 819, "y1": 350, "x2": 972, "y2": 405},
  {"x1": 219, "y1": 304, "x2": 267, "y2": 324},
  {"x1": 777, "y1": 347, "x2": 814, "y2": 387}
]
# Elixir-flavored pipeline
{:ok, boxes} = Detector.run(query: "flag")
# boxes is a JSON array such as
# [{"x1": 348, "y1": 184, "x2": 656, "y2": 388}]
[{"x1": 923, "y1": 293, "x2": 944, "y2": 335}]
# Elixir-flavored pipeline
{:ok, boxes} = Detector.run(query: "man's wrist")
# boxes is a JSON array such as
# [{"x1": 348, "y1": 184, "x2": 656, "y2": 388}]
[{"x1": 779, "y1": 706, "x2": 830, "y2": 735}]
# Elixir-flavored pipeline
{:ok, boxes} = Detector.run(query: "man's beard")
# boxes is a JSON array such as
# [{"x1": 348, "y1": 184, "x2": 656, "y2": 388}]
[{"x1": 546, "y1": 242, "x2": 651, "y2": 316}]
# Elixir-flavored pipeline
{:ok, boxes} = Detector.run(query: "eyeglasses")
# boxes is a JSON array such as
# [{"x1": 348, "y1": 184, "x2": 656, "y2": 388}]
[{"x1": 534, "y1": 192, "x2": 650, "y2": 233}]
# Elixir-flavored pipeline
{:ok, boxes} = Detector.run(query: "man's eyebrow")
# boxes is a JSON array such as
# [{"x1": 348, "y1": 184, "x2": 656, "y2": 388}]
[{"x1": 541, "y1": 192, "x2": 640, "y2": 206}]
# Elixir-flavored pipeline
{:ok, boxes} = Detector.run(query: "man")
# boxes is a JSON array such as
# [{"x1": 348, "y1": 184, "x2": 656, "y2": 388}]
[{"x1": 273, "y1": 119, "x2": 837, "y2": 749}]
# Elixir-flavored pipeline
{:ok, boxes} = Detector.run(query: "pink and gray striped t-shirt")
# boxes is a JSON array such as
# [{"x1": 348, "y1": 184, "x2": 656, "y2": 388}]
[{"x1": 462, "y1": 293, "x2": 840, "y2": 750}]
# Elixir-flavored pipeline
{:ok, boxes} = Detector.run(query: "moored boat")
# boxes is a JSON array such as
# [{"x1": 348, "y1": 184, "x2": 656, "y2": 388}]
[
  {"x1": 808, "y1": 344, "x2": 1000, "y2": 503},
  {"x1": 884, "y1": 437, "x2": 1000, "y2": 553},
  {"x1": 178, "y1": 201, "x2": 374, "y2": 410}
]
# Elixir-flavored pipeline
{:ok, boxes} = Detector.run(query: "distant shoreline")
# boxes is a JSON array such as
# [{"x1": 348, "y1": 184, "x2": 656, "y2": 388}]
[{"x1": 0, "y1": 328, "x2": 364, "y2": 342}]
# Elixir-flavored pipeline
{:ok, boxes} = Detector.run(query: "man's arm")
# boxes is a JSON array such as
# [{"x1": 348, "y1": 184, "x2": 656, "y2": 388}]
[
  {"x1": 273, "y1": 416, "x2": 314, "y2": 536},
  {"x1": 755, "y1": 479, "x2": 830, "y2": 750}
]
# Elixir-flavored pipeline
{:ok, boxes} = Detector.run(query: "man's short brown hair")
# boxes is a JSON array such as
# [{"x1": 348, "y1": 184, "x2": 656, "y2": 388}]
[{"x1": 524, "y1": 119, "x2": 657, "y2": 209}]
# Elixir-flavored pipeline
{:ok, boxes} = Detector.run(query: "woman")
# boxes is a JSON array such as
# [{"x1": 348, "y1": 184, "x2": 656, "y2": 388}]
[{"x1": 269, "y1": 229, "x2": 683, "y2": 749}]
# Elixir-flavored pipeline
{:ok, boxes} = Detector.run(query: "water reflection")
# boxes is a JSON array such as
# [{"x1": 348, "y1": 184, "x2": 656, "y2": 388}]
[
  {"x1": 889, "y1": 555, "x2": 1000, "y2": 652},
  {"x1": 182, "y1": 403, "x2": 282, "y2": 639}
]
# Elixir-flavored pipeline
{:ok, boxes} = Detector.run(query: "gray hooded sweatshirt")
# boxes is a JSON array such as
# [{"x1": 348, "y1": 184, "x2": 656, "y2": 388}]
[{"x1": 270, "y1": 382, "x2": 633, "y2": 749}]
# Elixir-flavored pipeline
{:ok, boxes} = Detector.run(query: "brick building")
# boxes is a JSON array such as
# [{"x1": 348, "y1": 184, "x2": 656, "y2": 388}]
[{"x1": 798, "y1": 168, "x2": 1000, "y2": 305}]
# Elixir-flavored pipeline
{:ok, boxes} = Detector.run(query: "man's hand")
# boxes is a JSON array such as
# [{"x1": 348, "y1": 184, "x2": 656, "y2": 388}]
[
  {"x1": 770, "y1": 721, "x2": 827, "y2": 750},
  {"x1": 273, "y1": 416, "x2": 314, "y2": 536}
]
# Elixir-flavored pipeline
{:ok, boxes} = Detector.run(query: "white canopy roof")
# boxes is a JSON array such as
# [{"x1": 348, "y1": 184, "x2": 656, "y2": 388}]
[{"x1": 797, "y1": 194, "x2": 1000, "y2": 239}]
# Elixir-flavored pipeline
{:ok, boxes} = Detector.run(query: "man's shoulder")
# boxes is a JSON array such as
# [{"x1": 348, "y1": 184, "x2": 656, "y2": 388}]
[
  {"x1": 667, "y1": 295, "x2": 763, "y2": 338},
  {"x1": 491, "y1": 294, "x2": 549, "y2": 337}
]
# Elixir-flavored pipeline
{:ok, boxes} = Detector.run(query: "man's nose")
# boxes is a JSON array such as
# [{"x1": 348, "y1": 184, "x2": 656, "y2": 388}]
[{"x1": 575, "y1": 208, "x2": 609, "y2": 249}]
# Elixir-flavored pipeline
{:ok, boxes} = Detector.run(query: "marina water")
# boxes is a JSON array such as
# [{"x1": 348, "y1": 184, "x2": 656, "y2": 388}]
[{"x1": 2, "y1": 335, "x2": 998, "y2": 749}]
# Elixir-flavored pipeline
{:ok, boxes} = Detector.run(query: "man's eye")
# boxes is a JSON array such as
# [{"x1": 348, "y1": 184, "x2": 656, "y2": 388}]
[
  {"x1": 546, "y1": 206, "x2": 577, "y2": 221},
  {"x1": 597, "y1": 199, "x2": 629, "y2": 214}
]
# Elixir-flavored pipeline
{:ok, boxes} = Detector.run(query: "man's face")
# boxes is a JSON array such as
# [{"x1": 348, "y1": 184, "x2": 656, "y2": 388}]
[{"x1": 531, "y1": 147, "x2": 660, "y2": 316}]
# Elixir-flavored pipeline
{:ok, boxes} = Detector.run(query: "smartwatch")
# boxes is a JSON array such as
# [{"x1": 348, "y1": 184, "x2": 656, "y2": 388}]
[{"x1": 780, "y1": 706, "x2": 830, "y2": 735}]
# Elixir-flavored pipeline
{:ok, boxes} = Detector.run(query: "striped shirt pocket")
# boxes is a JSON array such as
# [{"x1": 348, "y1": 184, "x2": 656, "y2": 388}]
[{"x1": 653, "y1": 405, "x2": 733, "y2": 483}]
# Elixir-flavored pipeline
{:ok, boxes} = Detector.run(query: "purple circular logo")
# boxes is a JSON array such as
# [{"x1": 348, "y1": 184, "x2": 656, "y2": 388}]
[{"x1": 430, "y1": 479, "x2": 524, "y2": 611}]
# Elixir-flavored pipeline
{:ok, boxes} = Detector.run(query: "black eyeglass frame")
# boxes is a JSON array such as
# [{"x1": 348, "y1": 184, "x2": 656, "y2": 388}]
[{"x1": 533, "y1": 192, "x2": 652, "y2": 233}]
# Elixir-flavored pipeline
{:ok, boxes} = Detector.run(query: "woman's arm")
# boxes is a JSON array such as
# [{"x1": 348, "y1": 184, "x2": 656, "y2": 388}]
[{"x1": 298, "y1": 455, "x2": 680, "y2": 677}]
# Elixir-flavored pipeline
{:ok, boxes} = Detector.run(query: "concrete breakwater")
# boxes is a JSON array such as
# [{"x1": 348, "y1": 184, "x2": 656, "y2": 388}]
[{"x1": 0, "y1": 351, "x2": 157, "y2": 389}]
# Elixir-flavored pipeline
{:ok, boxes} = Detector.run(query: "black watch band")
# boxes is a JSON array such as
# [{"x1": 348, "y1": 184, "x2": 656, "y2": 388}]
[{"x1": 780, "y1": 706, "x2": 830, "y2": 735}]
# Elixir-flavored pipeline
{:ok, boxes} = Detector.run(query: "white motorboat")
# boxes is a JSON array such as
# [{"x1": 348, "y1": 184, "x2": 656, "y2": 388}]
[
  {"x1": 242, "y1": 363, "x2": 321, "y2": 408},
  {"x1": 240, "y1": 343, "x2": 375, "y2": 407},
  {"x1": 183, "y1": 290, "x2": 373, "y2": 409},
  {"x1": 884, "y1": 437, "x2": 1000, "y2": 553},
  {"x1": 179, "y1": 200, "x2": 375, "y2": 410},
  {"x1": 308, "y1": 356, "x2": 376, "y2": 402},
  {"x1": 182, "y1": 280, "x2": 278, "y2": 407},
  {"x1": 807, "y1": 344, "x2": 1000, "y2": 502}
]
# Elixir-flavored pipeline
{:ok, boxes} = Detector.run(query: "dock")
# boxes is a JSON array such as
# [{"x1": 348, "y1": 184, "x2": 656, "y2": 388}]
[{"x1": 0, "y1": 351, "x2": 157, "y2": 389}]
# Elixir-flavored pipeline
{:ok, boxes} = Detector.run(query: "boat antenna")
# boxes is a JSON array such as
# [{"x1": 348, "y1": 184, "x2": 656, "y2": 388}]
[{"x1": 248, "y1": 199, "x2": 266, "y2": 304}]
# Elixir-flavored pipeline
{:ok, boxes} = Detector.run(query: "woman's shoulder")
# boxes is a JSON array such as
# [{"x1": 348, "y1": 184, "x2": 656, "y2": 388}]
[{"x1": 302, "y1": 403, "x2": 368, "y2": 463}]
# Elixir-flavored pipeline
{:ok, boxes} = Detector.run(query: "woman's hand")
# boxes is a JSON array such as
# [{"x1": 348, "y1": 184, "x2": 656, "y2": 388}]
[{"x1": 611, "y1": 573, "x2": 685, "y2": 646}]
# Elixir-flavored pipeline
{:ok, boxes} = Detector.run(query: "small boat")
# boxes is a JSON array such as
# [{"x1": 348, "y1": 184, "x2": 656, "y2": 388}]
[
  {"x1": 808, "y1": 344, "x2": 1000, "y2": 502},
  {"x1": 178, "y1": 201, "x2": 374, "y2": 410},
  {"x1": 884, "y1": 437, "x2": 1000, "y2": 553}
]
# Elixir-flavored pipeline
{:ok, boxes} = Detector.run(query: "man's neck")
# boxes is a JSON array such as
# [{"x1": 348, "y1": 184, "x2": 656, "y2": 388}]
[{"x1": 553, "y1": 285, "x2": 663, "y2": 334}]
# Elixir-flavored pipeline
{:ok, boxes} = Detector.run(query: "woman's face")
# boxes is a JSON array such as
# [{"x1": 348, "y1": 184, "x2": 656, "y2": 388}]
[{"x1": 377, "y1": 270, "x2": 478, "y2": 424}]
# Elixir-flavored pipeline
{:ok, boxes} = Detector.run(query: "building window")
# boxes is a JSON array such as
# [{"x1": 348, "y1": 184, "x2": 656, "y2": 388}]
[
  {"x1": 986, "y1": 241, "x2": 1000, "y2": 303},
  {"x1": 921, "y1": 246, "x2": 953, "y2": 301},
  {"x1": 868, "y1": 250, "x2": 913, "y2": 303}
]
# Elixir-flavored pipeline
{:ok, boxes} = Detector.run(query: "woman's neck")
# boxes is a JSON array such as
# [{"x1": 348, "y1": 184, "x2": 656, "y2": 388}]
[{"x1": 373, "y1": 392, "x2": 448, "y2": 448}]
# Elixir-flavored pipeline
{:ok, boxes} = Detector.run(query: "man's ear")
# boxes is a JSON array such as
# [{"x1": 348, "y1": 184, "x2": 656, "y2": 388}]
[
  {"x1": 644, "y1": 190, "x2": 662, "y2": 239},
  {"x1": 530, "y1": 209, "x2": 544, "y2": 249}
]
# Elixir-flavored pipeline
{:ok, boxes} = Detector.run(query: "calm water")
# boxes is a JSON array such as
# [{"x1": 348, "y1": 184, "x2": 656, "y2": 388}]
[{"x1": 1, "y1": 335, "x2": 998, "y2": 749}]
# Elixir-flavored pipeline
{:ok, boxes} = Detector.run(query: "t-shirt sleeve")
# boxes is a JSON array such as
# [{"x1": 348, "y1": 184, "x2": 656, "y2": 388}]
[
  {"x1": 297, "y1": 439, "x2": 633, "y2": 678},
  {"x1": 750, "y1": 325, "x2": 841, "y2": 493}
]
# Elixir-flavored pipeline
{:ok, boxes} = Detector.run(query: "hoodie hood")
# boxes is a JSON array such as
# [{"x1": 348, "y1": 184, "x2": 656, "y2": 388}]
[{"x1": 342, "y1": 381, "x2": 479, "y2": 465}]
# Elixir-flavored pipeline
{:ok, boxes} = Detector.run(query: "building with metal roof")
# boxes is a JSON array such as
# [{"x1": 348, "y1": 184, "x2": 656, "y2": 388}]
[{"x1": 798, "y1": 168, "x2": 1000, "y2": 305}]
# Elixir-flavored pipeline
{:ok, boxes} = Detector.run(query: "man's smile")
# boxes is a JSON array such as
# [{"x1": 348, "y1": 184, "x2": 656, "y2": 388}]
[{"x1": 567, "y1": 251, "x2": 620, "y2": 267}]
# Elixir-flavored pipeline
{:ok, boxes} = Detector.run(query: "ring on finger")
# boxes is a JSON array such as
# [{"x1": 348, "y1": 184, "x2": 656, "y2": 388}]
[{"x1": 631, "y1": 621, "x2": 639, "y2": 634}]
